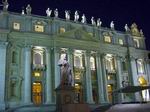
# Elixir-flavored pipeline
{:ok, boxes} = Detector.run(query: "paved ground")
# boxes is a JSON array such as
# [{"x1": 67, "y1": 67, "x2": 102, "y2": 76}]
[{"x1": 106, "y1": 103, "x2": 150, "y2": 112}]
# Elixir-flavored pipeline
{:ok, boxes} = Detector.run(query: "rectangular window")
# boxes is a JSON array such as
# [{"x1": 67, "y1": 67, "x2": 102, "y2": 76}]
[
  {"x1": 35, "y1": 25, "x2": 44, "y2": 32},
  {"x1": 104, "y1": 36, "x2": 111, "y2": 43},
  {"x1": 119, "y1": 39, "x2": 124, "y2": 45},
  {"x1": 13, "y1": 22, "x2": 20, "y2": 30}
]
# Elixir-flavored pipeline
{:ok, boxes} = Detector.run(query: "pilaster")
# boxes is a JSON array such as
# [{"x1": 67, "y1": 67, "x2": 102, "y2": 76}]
[
  {"x1": 54, "y1": 47, "x2": 61, "y2": 88},
  {"x1": 45, "y1": 48, "x2": 53, "y2": 104},
  {"x1": 0, "y1": 42, "x2": 8, "y2": 110}
]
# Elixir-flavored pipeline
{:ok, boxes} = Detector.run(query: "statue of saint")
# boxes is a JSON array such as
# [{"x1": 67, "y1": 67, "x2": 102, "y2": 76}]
[
  {"x1": 2, "y1": 0, "x2": 9, "y2": 11},
  {"x1": 26, "y1": 4, "x2": 32, "y2": 15},
  {"x1": 54, "y1": 8, "x2": 58, "y2": 18},
  {"x1": 46, "y1": 8, "x2": 52, "y2": 17},
  {"x1": 124, "y1": 24, "x2": 130, "y2": 32},
  {"x1": 97, "y1": 18, "x2": 102, "y2": 27},
  {"x1": 74, "y1": 11, "x2": 79, "y2": 22},
  {"x1": 81, "y1": 14, "x2": 86, "y2": 24},
  {"x1": 91, "y1": 16, "x2": 96, "y2": 25},
  {"x1": 65, "y1": 10, "x2": 70, "y2": 20},
  {"x1": 58, "y1": 56, "x2": 73, "y2": 86},
  {"x1": 110, "y1": 21, "x2": 115, "y2": 29}
]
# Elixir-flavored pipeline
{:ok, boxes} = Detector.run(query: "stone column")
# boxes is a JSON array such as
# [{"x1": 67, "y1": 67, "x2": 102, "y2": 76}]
[
  {"x1": 24, "y1": 46, "x2": 32, "y2": 104},
  {"x1": 54, "y1": 48, "x2": 60, "y2": 88},
  {"x1": 67, "y1": 48, "x2": 74, "y2": 86},
  {"x1": 0, "y1": 42, "x2": 8, "y2": 110},
  {"x1": 46, "y1": 48, "x2": 52, "y2": 104},
  {"x1": 101, "y1": 54, "x2": 109, "y2": 102},
  {"x1": 145, "y1": 59, "x2": 150, "y2": 83},
  {"x1": 95, "y1": 53, "x2": 105, "y2": 103},
  {"x1": 130, "y1": 57, "x2": 138, "y2": 86},
  {"x1": 116, "y1": 56, "x2": 123, "y2": 103},
  {"x1": 130, "y1": 57, "x2": 139, "y2": 101},
  {"x1": 84, "y1": 51, "x2": 94, "y2": 104}
]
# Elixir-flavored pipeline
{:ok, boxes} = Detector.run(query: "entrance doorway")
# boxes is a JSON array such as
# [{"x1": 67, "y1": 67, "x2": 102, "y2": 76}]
[{"x1": 32, "y1": 82, "x2": 42, "y2": 105}]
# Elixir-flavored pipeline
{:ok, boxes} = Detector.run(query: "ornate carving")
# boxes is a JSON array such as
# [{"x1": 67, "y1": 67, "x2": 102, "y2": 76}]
[
  {"x1": 9, "y1": 76, "x2": 23, "y2": 101},
  {"x1": 130, "y1": 23, "x2": 141, "y2": 37}
]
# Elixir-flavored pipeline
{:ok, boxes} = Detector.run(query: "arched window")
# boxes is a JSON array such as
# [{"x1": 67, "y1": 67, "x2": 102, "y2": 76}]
[{"x1": 137, "y1": 59, "x2": 145, "y2": 74}]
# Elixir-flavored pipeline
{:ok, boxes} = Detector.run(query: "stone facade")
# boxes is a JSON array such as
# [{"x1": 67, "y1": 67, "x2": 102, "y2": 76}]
[{"x1": 0, "y1": 9, "x2": 150, "y2": 111}]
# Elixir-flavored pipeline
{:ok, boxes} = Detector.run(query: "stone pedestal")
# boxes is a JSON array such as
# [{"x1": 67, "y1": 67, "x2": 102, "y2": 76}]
[
  {"x1": 55, "y1": 85, "x2": 90, "y2": 112},
  {"x1": 55, "y1": 85, "x2": 75, "y2": 112}
]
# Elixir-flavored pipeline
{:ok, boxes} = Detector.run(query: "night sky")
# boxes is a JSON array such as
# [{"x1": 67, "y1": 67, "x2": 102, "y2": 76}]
[{"x1": 1, "y1": 0, "x2": 150, "y2": 50}]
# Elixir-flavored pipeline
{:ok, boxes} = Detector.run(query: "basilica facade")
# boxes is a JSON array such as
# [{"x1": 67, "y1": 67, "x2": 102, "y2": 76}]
[{"x1": 0, "y1": 4, "x2": 150, "y2": 111}]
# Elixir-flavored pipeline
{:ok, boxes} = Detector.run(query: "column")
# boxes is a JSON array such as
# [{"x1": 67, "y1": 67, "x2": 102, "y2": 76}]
[
  {"x1": 67, "y1": 48, "x2": 74, "y2": 86},
  {"x1": 54, "y1": 48, "x2": 60, "y2": 88},
  {"x1": 0, "y1": 42, "x2": 8, "y2": 110},
  {"x1": 46, "y1": 48, "x2": 52, "y2": 104},
  {"x1": 95, "y1": 53, "x2": 105, "y2": 103},
  {"x1": 85, "y1": 51, "x2": 94, "y2": 104},
  {"x1": 116, "y1": 56, "x2": 123, "y2": 103},
  {"x1": 130, "y1": 57, "x2": 138, "y2": 86},
  {"x1": 101, "y1": 54, "x2": 109, "y2": 102},
  {"x1": 24, "y1": 46, "x2": 31, "y2": 104},
  {"x1": 145, "y1": 59, "x2": 150, "y2": 83},
  {"x1": 130, "y1": 57, "x2": 139, "y2": 101}
]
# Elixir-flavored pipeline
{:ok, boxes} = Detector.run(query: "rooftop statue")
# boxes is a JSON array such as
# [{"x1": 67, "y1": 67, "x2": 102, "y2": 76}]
[
  {"x1": 2, "y1": 0, "x2": 9, "y2": 11},
  {"x1": 54, "y1": 8, "x2": 58, "y2": 18},
  {"x1": 97, "y1": 18, "x2": 102, "y2": 27},
  {"x1": 140, "y1": 29, "x2": 144, "y2": 36},
  {"x1": 21, "y1": 7, "x2": 25, "y2": 15},
  {"x1": 65, "y1": 10, "x2": 70, "y2": 20},
  {"x1": 74, "y1": 11, "x2": 79, "y2": 22},
  {"x1": 110, "y1": 21, "x2": 115, "y2": 29},
  {"x1": 124, "y1": 24, "x2": 130, "y2": 32},
  {"x1": 26, "y1": 4, "x2": 32, "y2": 15},
  {"x1": 81, "y1": 14, "x2": 86, "y2": 24},
  {"x1": 58, "y1": 55, "x2": 73, "y2": 86},
  {"x1": 46, "y1": 8, "x2": 52, "y2": 17},
  {"x1": 91, "y1": 16, "x2": 96, "y2": 25}
]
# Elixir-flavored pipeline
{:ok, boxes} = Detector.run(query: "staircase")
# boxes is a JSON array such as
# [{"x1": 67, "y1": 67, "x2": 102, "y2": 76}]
[{"x1": 5, "y1": 104, "x2": 56, "y2": 112}]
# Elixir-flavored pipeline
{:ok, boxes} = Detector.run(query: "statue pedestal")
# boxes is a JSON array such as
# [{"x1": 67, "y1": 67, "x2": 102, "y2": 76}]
[
  {"x1": 55, "y1": 85, "x2": 91, "y2": 112},
  {"x1": 55, "y1": 85, "x2": 75, "y2": 112}
]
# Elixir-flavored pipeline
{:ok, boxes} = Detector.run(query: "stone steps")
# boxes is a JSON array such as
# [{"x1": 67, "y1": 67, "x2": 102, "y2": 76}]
[{"x1": 5, "y1": 104, "x2": 56, "y2": 112}]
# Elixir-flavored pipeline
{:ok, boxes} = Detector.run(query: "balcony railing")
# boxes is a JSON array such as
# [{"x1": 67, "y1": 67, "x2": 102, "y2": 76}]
[{"x1": 32, "y1": 64, "x2": 46, "y2": 71}]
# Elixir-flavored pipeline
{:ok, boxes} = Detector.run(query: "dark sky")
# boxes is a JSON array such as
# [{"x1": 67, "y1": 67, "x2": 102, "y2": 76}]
[{"x1": 1, "y1": 0, "x2": 150, "y2": 50}]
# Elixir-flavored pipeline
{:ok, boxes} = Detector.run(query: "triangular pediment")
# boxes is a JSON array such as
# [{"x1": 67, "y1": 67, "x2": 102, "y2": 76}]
[{"x1": 56, "y1": 28, "x2": 99, "y2": 42}]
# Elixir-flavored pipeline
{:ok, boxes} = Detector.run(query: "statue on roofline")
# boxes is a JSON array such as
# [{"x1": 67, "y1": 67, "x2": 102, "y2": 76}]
[
  {"x1": 46, "y1": 8, "x2": 52, "y2": 17},
  {"x1": 65, "y1": 10, "x2": 70, "y2": 20},
  {"x1": 2, "y1": 0, "x2": 9, "y2": 11},
  {"x1": 124, "y1": 24, "x2": 130, "y2": 32},
  {"x1": 97, "y1": 18, "x2": 102, "y2": 27},
  {"x1": 81, "y1": 14, "x2": 86, "y2": 24},
  {"x1": 110, "y1": 21, "x2": 115, "y2": 29},
  {"x1": 54, "y1": 8, "x2": 58, "y2": 18},
  {"x1": 74, "y1": 10, "x2": 79, "y2": 22},
  {"x1": 26, "y1": 4, "x2": 32, "y2": 15},
  {"x1": 91, "y1": 16, "x2": 96, "y2": 25}
]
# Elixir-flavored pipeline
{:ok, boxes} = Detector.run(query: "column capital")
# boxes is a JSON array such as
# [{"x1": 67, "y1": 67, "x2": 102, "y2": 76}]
[{"x1": 46, "y1": 47, "x2": 53, "y2": 53}]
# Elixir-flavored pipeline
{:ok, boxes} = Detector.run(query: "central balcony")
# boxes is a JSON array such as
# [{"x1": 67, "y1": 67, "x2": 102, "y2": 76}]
[{"x1": 32, "y1": 64, "x2": 46, "y2": 71}]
